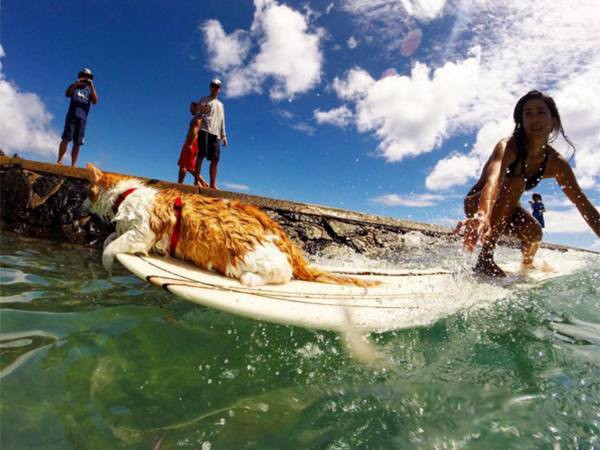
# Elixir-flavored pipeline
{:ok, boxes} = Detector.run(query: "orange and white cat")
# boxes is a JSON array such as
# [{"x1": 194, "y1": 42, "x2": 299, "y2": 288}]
[{"x1": 85, "y1": 163, "x2": 375, "y2": 288}]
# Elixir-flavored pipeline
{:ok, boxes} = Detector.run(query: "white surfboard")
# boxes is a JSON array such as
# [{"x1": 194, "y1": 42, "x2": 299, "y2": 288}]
[{"x1": 115, "y1": 253, "x2": 578, "y2": 332}]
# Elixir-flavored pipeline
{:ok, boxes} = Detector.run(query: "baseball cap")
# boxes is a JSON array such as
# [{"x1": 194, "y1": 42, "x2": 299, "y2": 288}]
[
  {"x1": 78, "y1": 67, "x2": 94, "y2": 79},
  {"x1": 210, "y1": 78, "x2": 222, "y2": 88}
]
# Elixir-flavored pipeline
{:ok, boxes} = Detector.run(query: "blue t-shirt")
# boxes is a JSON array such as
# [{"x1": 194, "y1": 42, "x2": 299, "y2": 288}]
[
  {"x1": 66, "y1": 85, "x2": 92, "y2": 121},
  {"x1": 531, "y1": 202, "x2": 545, "y2": 215}
]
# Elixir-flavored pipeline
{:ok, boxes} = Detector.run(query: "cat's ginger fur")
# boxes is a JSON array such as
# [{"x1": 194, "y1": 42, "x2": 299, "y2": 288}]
[{"x1": 86, "y1": 163, "x2": 376, "y2": 288}]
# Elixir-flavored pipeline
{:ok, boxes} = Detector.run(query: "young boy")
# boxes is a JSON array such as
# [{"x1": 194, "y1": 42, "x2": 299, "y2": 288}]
[
  {"x1": 177, "y1": 102, "x2": 204, "y2": 185},
  {"x1": 529, "y1": 193, "x2": 546, "y2": 228}
]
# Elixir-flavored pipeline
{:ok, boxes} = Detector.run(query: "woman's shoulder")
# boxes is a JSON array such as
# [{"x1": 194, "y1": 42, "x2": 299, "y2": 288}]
[
  {"x1": 544, "y1": 144, "x2": 575, "y2": 177},
  {"x1": 546, "y1": 145, "x2": 573, "y2": 168},
  {"x1": 546, "y1": 144, "x2": 567, "y2": 160},
  {"x1": 491, "y1": 136, "x2": 517, "y2": 161},
  {"x1": 493, "y1": 136, "x2": 515, "y2": 151}
]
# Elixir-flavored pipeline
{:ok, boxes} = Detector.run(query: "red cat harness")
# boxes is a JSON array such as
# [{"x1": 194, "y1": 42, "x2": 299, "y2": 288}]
[
  {"x1": 169, "y1": 197, "x2": 184, "y2": 257},
  {"x1": 112, "y1": 188, "x2": 137, "y2": 214},
  {"x1": 112, "y1": 189, "x2": 184, "y2": 257}
]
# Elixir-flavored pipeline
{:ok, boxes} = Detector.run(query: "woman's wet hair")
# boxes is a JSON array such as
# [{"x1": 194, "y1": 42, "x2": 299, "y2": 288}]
[
  {"x1": 510, "y1": 90, "x2": 575, "y2": 174},
  {"x1": 532, "y1": 192, "x2": 542, "y2": 202}
]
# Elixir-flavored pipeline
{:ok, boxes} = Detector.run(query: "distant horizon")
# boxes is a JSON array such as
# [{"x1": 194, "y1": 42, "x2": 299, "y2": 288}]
[{"x1": 1, "y1": 0, "x2": 598, "y2": 251}]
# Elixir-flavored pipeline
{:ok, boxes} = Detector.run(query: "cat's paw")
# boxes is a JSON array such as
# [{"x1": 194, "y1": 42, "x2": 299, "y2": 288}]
[
  {"x1": 102, "y1": 253, "x2": 115, "y2": 275},
  {"x1": 103, "y1": 232, "x2": 117, "y2": 250},
  {"x1": 240, "y1": 272, "x2": 266, "y2": 287}
]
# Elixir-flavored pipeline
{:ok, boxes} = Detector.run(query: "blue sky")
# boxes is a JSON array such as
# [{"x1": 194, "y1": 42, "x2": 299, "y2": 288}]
[{"x1": 1, "y1": 0, "x2": 599, "y2": 250}]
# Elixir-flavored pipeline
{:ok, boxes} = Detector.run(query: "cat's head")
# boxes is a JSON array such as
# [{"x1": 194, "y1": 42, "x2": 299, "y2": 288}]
[{"x1": 85, "y1": 163, "x2": 134, "y2": 217}]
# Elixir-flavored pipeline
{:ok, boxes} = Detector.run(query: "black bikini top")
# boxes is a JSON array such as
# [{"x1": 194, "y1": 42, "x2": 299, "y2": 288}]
[{"x1": 506, "y1": 150, "x2": 549, "y2": 191}]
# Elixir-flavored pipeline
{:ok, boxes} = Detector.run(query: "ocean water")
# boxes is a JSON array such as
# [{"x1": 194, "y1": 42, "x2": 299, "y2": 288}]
[{"x1": 1, "y1": 232, "x2": 599, "y2": 450}]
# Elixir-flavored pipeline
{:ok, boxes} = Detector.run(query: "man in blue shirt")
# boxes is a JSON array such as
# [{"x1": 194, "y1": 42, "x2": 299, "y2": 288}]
[{"x1": 57, "y1": 67, "x2": 99, "y2": 166}]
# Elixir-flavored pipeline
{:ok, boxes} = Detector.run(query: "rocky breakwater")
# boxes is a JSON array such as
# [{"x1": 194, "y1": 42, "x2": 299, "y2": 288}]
[
  {"x1": 0, "y1": 156, "x2": 459, "y2": 260},
  {"x1": 1, "y1": 156, "x2": 579, "y2": 260}
]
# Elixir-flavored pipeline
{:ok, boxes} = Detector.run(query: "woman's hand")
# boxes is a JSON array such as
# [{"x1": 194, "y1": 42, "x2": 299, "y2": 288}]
[{"x1": 457, "y1": 212, "x2": 491, "y2": 252}]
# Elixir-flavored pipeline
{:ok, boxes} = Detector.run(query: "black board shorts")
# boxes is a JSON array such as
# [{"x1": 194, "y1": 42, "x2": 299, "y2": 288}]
[
  {"x1": 197, "y1": 129, "x2": 220, "y2": 162},
  {"x1": 62, "y1": 118, "x2": 87, "y2": 145}
]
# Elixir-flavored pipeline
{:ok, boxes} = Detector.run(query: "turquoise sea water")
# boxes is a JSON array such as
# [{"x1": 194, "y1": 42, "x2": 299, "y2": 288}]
[{"x1": 1, "y1": 232, "x2": 599, "y2": 449}]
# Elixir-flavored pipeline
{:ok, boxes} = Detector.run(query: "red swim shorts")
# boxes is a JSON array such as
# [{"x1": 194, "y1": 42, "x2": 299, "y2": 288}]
[{"x1": 177, "y1": 139, "x2": 198, "y2": 172}]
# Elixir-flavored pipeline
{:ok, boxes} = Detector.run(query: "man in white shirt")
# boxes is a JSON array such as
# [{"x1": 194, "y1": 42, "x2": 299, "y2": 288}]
[{"x1": 183, "y1": 78, "x2": 228, "y2": 189}]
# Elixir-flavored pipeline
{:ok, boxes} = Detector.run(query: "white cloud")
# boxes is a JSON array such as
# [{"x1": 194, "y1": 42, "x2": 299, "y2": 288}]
[
  {"x1": 370, "y1": 192, "x2": 444, "y2": 207},
  {"x1": 331, "y1": 68, "x2": 376, "y2": 100},
  {"x1": 0, "y1": 46, "x2": 60, "y2": 157},
  {"x1": 314, "y1": 106, "x2": 353, "y2": 127},
  {"x1": 553, "y1": 70, "x2": 600, "y2": 190},
  {"x1": 222, "y1": 182, "x2": 250, "y2": 191},
  {"x1": 290, "y1": 122, "x2": 315, "y2": 135},
  {"x1": 342, "y1": 0, "x2": 448, "y2": 24},
  {"x1": 537, "y1": 193, "x2": 577, "y2": 209},
  {"x1": 426, "y1": 152, "x2": 480, "y2": 190},
  {"x1": 204, "y1": 0, "x2": 324, "y2": 100},
  {"x1": 426, "y1": 118, "x2": 512, "y2": 190},
  {"x1": 340, "y1": 0, "x2": 448, "y2": 53},
  {"x1": 276, "y1": 109, "x2": 294, "y2": 120},
  {"x1": 431, "y1": 215, "x2": 461, "y2": 227},
  {"x1": 202, "y1": 20, "x2": 251, "y2": 72},
  {"x1": 545, "y1": 208, "x2": 594, "y2": 235},
  {"x1": 347, "y1": 36, "x2": 358, "y2": 49},
  {"x1": 333, "y1": 54, "x2": 480, "y2": 161}
]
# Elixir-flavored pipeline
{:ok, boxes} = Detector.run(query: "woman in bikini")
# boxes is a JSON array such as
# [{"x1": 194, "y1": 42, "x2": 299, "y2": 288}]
[{"x1": 458, "y1": 90, "x2": 600, "y2": 277}]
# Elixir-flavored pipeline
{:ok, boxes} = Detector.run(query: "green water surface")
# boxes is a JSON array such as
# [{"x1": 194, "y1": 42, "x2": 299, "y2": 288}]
[{"x1": 1, "y1": 233, "x2": 599, "y2": 449}]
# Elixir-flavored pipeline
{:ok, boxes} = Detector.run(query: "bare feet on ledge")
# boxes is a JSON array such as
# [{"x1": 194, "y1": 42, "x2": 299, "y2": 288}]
[
  {"x1": 474, "y1": 258, "x2": 506, "y2": 277},
  {"x1": 195, "y1": 177, "x2": 209, "y2": 189}
]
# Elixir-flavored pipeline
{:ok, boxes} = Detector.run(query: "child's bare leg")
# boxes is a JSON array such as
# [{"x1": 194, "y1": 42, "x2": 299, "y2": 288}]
[{"x1": 178, "y1": 167, "x2": 187, "y2": 184}]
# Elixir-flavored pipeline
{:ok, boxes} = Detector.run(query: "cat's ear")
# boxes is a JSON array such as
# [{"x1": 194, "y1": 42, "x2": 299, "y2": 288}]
[{"x1": 86, "y1": 163, "x2": 103, "y2": 184}]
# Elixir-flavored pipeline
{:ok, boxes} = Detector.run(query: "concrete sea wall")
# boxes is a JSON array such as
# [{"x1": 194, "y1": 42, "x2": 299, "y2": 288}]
[{"x1": 0, "y1": 156, "x2": 582, "y2": 259}]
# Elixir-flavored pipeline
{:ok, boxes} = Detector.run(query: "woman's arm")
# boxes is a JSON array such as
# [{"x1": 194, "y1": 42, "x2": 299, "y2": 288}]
[
  {"x1": 462, "y1": 139, "x2": 514, "y2": 251},
  {"x1": 555, "y1": 159, "x2": 600, "y2": 236},
  {"x1": 476, "y1": 139, "x2": 512, "y2": 218}
]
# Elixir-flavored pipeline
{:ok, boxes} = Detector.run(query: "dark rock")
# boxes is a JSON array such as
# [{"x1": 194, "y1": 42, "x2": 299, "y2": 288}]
[
  {"x1": 32, "y1": 175, "x2": 63, "y2": 200},
  {"x1": 297, "y1": 223, "x2": 332, "y2": 241},
  {"x1": 1, "y1": 166, "x2": 32, "y2": 222},
  {"x1": 327, "y1": 219, "x2": 362, "y2": 238},
  {"x1": 48, "y1": 179, "x2": 89, "y2": 224}
]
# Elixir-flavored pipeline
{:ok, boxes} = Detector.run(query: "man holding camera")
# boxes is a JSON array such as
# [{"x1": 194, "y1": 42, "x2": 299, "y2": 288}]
[{"x1": 57, "y1": 67, "x2": 98, "y2": 167}]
